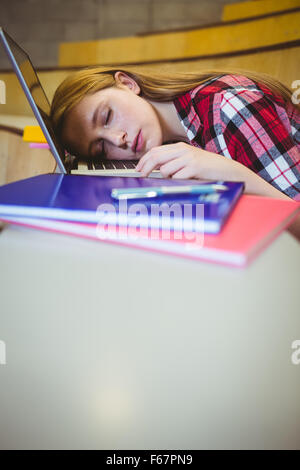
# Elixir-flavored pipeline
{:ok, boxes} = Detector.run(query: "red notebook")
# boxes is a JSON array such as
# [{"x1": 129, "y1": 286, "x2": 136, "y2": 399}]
[{"x1": 1, "y1": 195, "x2": 299, "y2": 268}]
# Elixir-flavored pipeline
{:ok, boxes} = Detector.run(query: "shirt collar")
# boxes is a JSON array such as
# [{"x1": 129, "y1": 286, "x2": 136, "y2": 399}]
[{"x1": 173, "y1": 87, "x2": 203, "y2": 144}]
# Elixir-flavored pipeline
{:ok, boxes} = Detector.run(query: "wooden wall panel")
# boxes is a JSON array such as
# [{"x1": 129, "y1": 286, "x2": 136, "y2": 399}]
[{"x1": 0, "y1": 129, "x2": 55, "y2": 185}]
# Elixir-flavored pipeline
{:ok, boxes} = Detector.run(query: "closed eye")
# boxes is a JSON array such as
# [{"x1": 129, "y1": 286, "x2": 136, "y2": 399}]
[
  {"x1": 105, "y1": 109, "x2": 111, "y2": 125},
  {"x1": 90, "y1": 109, "x2": 111, "y2": 159}
]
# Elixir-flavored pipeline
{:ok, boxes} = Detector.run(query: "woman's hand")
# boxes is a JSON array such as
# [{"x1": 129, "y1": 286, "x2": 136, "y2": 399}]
[
  {"x1": 136, "y1": 141, "x2": 293, "y2": 201},
  {"x1": 136, "y1": 142, "x2": 245, "y2": 182},
  {"x1": 136, "y1": 141, "x2": 300, "y2": 241}
]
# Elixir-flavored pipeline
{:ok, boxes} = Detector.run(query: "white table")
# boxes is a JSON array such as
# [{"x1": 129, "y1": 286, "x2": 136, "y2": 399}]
[{"x1": 0, "y1": 223, "x2": 299, "y2": 449}]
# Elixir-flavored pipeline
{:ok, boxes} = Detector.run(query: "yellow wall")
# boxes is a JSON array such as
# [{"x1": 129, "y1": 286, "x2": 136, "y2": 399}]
[
  {"x1": 223, "y1": 0, "x2": 300, "y2": 21},
  {"x1": 1, "y1": 45, "x2": 299, "y2": 117},
  {"x1": 58, "y1": 10, "x2": 300, "y2": 67},
  {"x1": 1, "y1": 7, "x2": 300, "y2": 117},
  {"x1": 153, "y1": 46, "x2": 300, "y2": 89}
]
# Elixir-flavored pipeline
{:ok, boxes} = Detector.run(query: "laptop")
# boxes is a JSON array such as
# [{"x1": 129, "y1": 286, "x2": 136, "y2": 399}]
[{"x1": 0, "y1": 27, "x2": 161, "y2": 177}]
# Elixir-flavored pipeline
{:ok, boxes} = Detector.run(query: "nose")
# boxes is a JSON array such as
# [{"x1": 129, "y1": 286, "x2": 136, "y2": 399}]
[{"x1": 105, "y1": 129, "x2": 127, "y2": 147}]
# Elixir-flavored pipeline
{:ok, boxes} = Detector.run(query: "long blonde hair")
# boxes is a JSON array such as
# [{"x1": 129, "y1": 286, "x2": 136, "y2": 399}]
[{"x1": 50, "y1": 65, "x2": 299, "y2": 139}]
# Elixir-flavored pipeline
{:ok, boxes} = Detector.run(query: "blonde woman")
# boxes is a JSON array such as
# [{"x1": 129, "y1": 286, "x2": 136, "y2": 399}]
[{"x1": 50, "y1": 67, "x2": 300, "y2": 238}]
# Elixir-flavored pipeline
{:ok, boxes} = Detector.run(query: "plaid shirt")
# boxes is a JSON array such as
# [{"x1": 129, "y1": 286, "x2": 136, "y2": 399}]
[{"x1": 173, "y1": 74, "x2": 300, "y2": 200}]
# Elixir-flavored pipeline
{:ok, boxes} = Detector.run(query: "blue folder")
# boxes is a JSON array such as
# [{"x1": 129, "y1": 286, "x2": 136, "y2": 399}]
[{"x1": 0, "y1": 174, "x2": 244, "y2": 234}]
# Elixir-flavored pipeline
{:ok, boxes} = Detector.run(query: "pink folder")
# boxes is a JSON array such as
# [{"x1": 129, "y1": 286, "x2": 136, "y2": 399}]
[{"x1": 1, "y1": 195, "x2": 299, "y2": 268}]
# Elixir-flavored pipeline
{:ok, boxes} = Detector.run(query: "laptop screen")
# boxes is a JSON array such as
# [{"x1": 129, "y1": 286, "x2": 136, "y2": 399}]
[{"x1": 0, "y1": 28, "x2": 67, "y2": 173}]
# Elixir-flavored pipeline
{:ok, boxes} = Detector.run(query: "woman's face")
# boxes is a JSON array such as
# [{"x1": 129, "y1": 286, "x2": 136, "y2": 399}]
[{"x1": 61, "y1": 73, "x2": 164, "y2": 161}]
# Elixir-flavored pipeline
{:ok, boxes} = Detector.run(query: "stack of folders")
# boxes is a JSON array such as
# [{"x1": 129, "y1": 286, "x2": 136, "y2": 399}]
[{"x1": 0, "y1": 174, "x2": 299, "y2": 267}]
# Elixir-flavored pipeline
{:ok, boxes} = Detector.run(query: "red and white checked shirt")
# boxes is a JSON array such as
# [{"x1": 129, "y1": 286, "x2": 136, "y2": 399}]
[{"x1": 173, "y1": 74, "x2": 300, "y2": 200}]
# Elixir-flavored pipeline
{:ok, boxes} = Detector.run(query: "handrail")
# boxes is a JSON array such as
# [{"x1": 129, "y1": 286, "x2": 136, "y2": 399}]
[{"x1": 0, "y1": 124, "x2": 23, "y2": 136}]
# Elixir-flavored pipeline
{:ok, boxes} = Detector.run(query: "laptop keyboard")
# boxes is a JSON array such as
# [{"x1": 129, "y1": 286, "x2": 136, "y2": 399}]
[
  {"x1": 87, "y1": 159, "x2": 139, "y2": 170},
  {"x1": 72, "y1": 159, "x2": 162, "y2": 177}
]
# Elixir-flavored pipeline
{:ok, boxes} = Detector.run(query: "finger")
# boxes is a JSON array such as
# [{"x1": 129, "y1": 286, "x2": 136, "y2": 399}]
[
  {"x1": 139, "y1": 150, "x2": 182, "y2": 177},
  {"x1": 136, "y1": 147, "x2": 170, "y2": 172},
  {"x1": 159, "y1": 157, "x2": 187, "y2": 178},
  {"x1": 136, "y1": 142, "x2": 184, "y2": 172},
  {"x1": 171, "y1": 166, "x2": 199, "y2": 180},
  {"x1": 135, "y1": 151, "x2": 152, "y2": 171}
]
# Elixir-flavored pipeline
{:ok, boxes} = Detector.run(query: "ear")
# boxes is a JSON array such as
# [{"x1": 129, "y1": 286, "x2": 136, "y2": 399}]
[{"x1": 114, "y1": 71, "x2": 140, "y2": 95}]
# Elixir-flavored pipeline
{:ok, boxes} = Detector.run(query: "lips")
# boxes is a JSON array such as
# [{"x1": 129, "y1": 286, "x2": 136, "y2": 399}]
[{"x1": 132, "y1": 130, "x2": 142, "y2": 153}]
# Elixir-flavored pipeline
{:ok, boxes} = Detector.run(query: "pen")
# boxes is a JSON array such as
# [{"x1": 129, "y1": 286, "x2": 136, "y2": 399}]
[{"x1": 111, "y1": 183, "x2": 228, "y2": 200}]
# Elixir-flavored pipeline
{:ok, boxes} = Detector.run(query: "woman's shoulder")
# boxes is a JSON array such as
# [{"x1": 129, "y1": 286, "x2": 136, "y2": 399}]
[
  {"x1": 189, "y1": 73, "x2": 264, "y2": 99},
  {"x1": 173, "y1": 74, "x2": 265, "y2": 120}
]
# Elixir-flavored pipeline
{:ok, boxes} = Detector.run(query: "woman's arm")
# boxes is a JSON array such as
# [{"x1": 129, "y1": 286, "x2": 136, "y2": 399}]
[
  {"x1": 136, "y1": 142, "x2": 300, "y2": 241},
  {"x1": 239, "y1": 160, "x2": 300, "y2": 240}
]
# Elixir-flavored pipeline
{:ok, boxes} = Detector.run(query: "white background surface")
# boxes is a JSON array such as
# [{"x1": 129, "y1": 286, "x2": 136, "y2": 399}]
[{"x1": 0, "y1": 223, "x2": 299, "y2": 449}]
